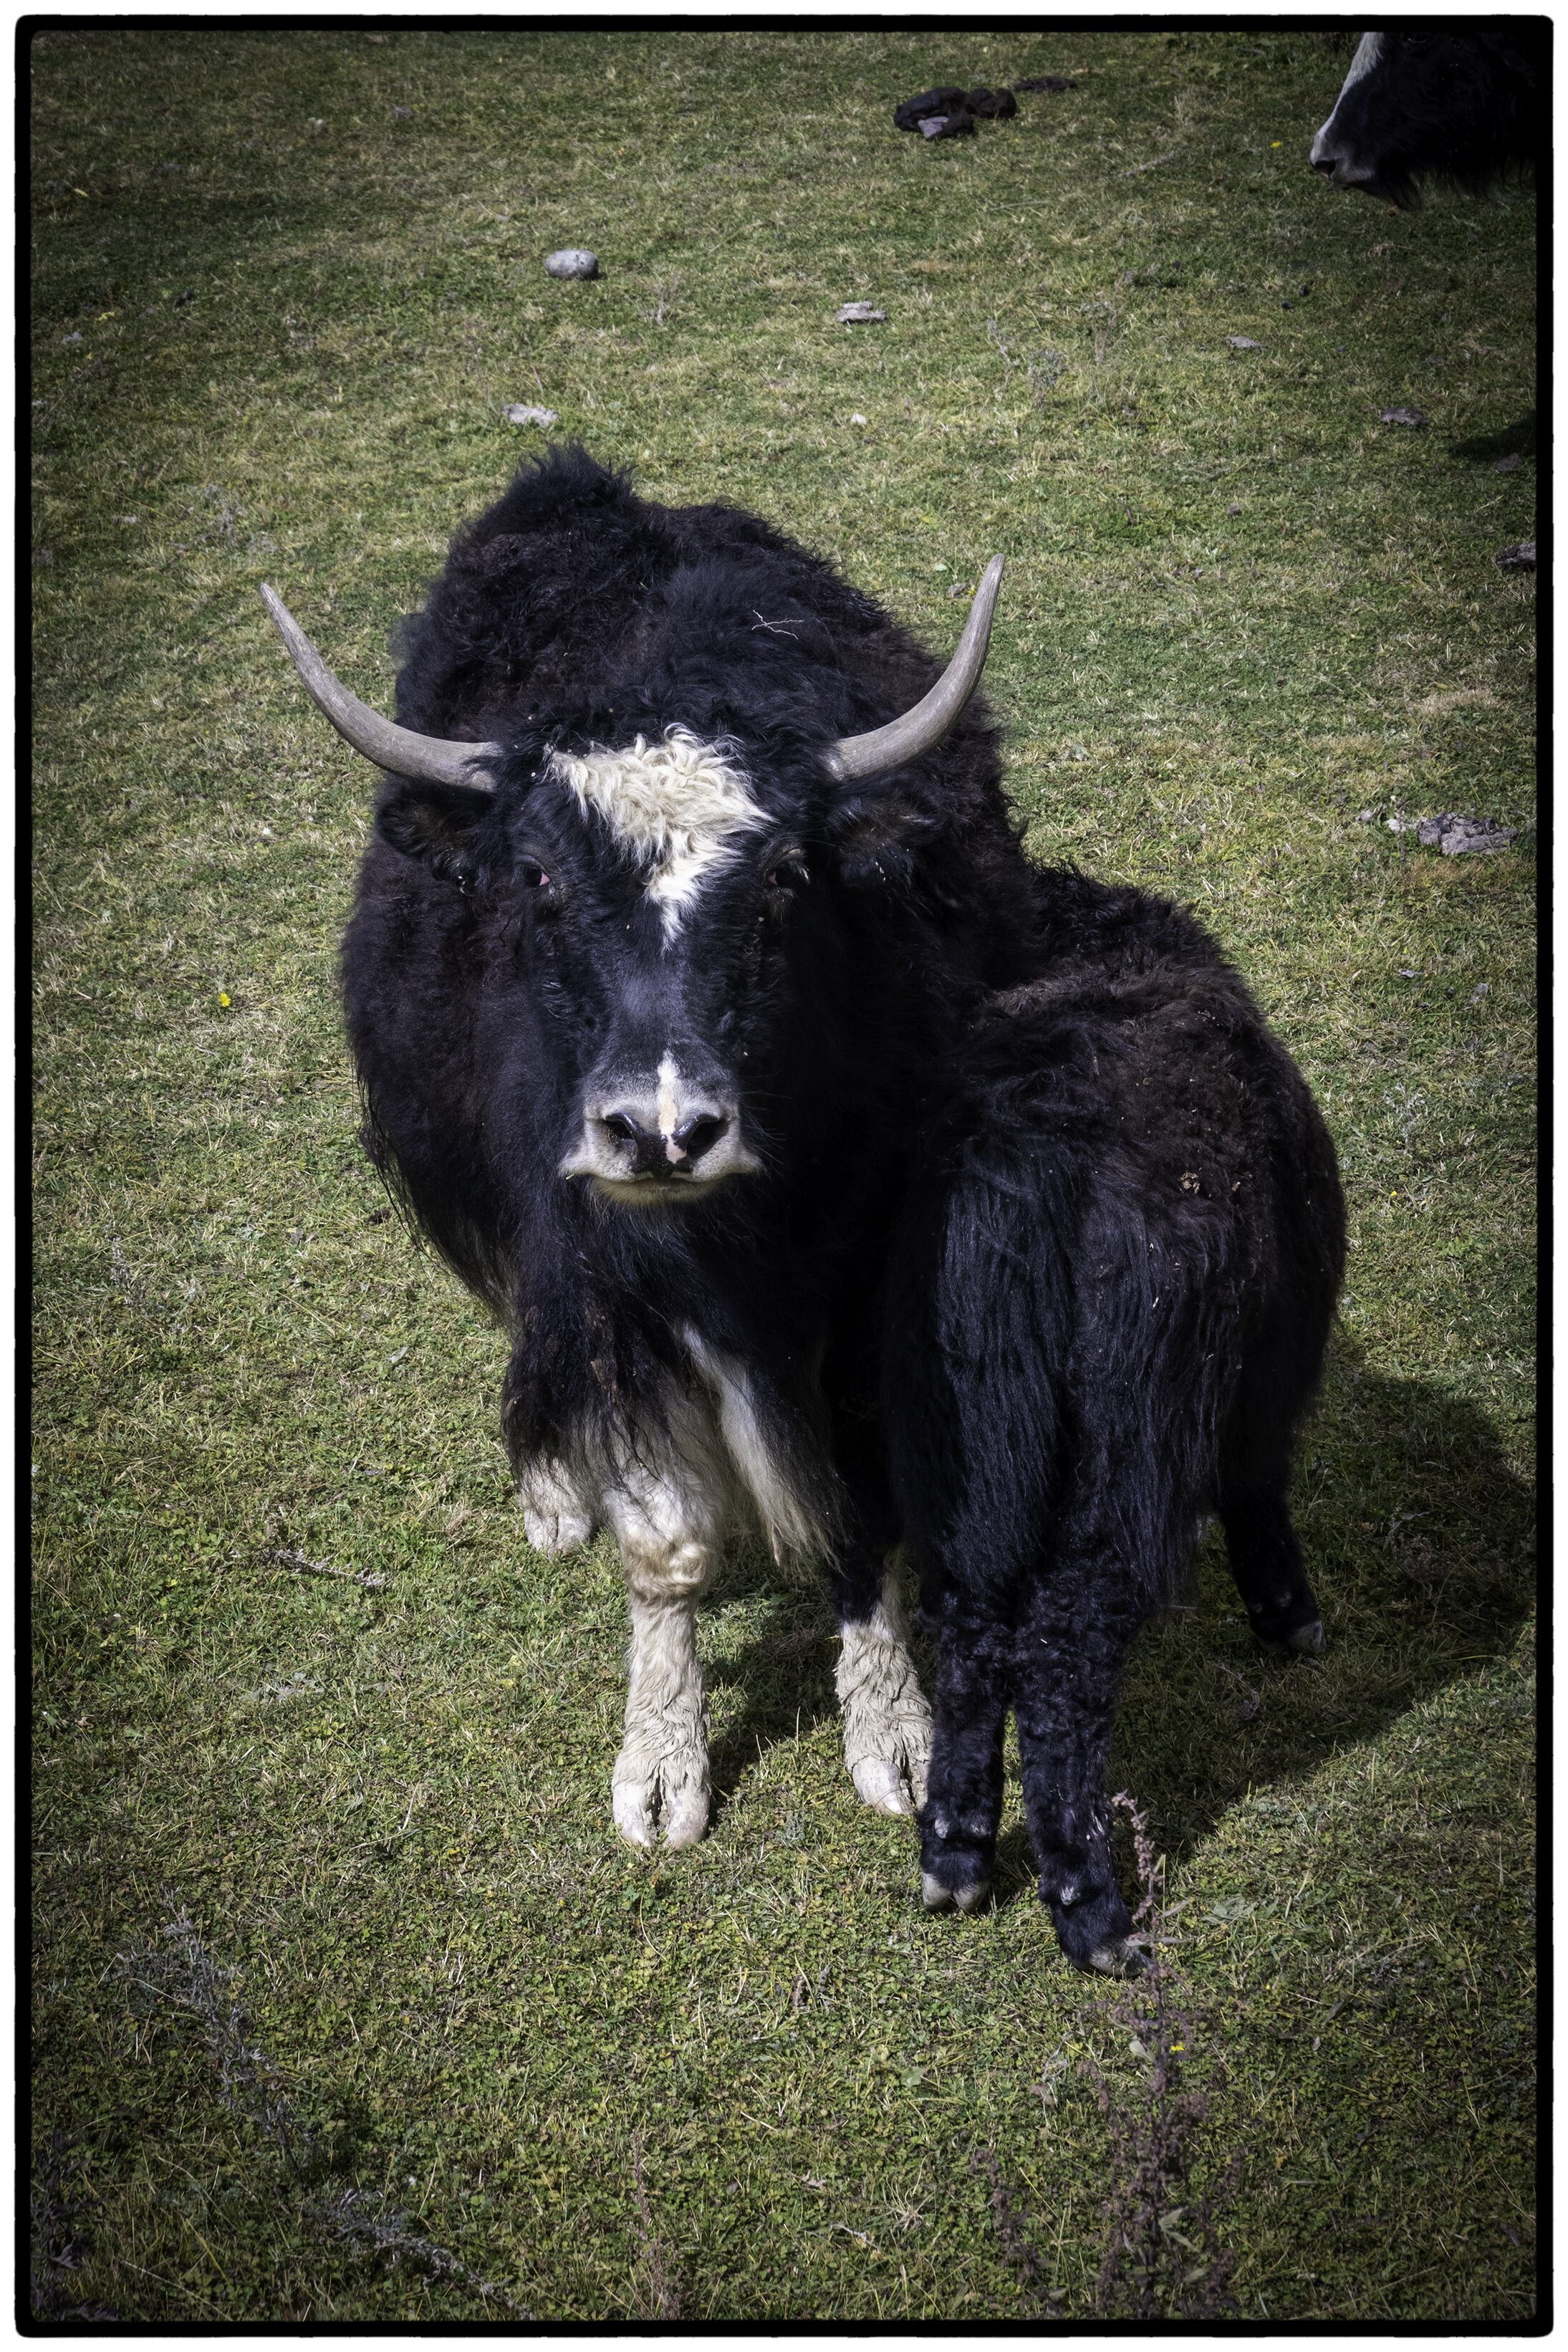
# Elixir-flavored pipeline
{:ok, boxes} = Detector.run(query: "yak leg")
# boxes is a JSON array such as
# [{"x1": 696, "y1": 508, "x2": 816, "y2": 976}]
[
  {"x1": 518, "y1": 1456, "x2": 596, "y2": 1555},
  {"x1": 916, "y1": 1607, "x2": 1009, "y2": 1911},
  {"x1": 602, "y1": 1402, "x2": 728, "y2": 1851},
  {"x1": 1012, "y1": 1555, "x2": 1146, "y2": 1976},
  {"x1": 1220, "y1": 1482, "x2": 1326, "y2": 1656},
  {"x1": 833, "y1": 1551, "x2": 932, "y2": 1817}
]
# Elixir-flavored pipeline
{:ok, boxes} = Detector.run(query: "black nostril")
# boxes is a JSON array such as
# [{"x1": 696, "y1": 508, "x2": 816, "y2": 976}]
[
  {"x1": 1312, "y1": 155, "x2": 1337, "y2": 176},
  {"x1": 602, "y1": 1113, "x2": 643, "y2": 1144},
  {"x1": 675, "y1": 1113, "x2": 728, "y2": 1163}
]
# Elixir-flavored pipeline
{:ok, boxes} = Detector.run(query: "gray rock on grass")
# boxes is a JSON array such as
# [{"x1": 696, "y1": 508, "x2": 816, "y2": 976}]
[
  {"x1": 505, "y1": 404, "x2": 557, "y2": 428},
  {"x1": 1227, "y1": 335, "x2": 1260, "y2": 351},
  {"x1": 545, "y1": 249, "x2": 598, "y2": 279},
  {"x1": 1494, "y1": 540, "x2": 1536, "y2": 572},
  {"x1": 1380, "y1": 405, "x2": 1427, "y2": 426},
  {"x1": 837, "y1": 302, "x2": 887, "y2": 325}
]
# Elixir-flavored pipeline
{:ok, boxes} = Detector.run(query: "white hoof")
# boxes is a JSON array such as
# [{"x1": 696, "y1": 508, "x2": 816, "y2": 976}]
[
  {"x1": 519, "y1": 1461, "x2": 597, "y2": 1556},
  {"x1": 852, "y1": 1756, "x2": 913, "y2": 1815},
  {"x1": 522, "y1": 1504, "x2": 595, "y2": 1556},
  {"x1": 612, "y1": 1749, "x2": 710, "y2": 1850}
]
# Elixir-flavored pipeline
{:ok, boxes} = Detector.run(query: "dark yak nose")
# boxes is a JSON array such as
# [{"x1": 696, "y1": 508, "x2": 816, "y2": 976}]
[{"x1": 601, "y1": 1107, "x2": 731, "y2": 1179}]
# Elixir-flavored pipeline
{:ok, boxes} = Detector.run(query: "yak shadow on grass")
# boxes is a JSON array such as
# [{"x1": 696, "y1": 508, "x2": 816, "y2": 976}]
[
  {"x1": 693, "y1": 1348, "x2": 1533, "y2": 1874},
  {"x1": 1450, "y1": 409, "x2": 1536, "y2": 463}
]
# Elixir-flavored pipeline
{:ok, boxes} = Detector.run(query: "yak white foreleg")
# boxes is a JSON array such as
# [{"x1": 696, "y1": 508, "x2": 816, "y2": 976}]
[
  {"x1": 837, "y1": 1557, "x2": 933, "y2": 1816},
  {"x1": 602, "y1": 1416, "x2": 727, "y2": 1850}
]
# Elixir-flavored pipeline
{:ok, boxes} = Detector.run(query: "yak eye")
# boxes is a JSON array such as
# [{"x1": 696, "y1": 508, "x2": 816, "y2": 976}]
[
  {"x1": 516, "y1": 860, "x2": 551, "y2": 890},
  {"x1": 765, "y1": 860, "x2": 810, "y2": 891}
]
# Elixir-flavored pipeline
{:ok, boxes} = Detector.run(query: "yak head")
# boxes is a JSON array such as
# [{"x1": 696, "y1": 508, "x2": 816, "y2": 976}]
[
  {"x1": 1310, "y1": 29, "x2": 1541, "y2": 208},
  {"x1": 263, "y1": 560, "x2": 1001, "y2": 1213}
]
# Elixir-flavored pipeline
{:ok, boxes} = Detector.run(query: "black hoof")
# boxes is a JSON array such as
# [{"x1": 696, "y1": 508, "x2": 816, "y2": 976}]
[
  {"x1": 1244, "y1": 1583, "x2": 1326, "y2": 1657},
  {"x1": 1255, "y1": 1616, "x2": 1327, "y2": 1658},
  {"x1": 917, "y1": 1805, "x2": 994, "y2": 1911},
  {"x1": 1044, "y1": 1875, "x2": 1135, "y2": 1973},
  {"x1": 920, "y1": 1869, "x2": 990, "y2": 1913}
]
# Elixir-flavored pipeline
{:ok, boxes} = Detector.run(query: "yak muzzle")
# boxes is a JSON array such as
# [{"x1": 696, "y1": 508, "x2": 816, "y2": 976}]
[{"x1": 559, "y1": 1057, "x2": 760, "y2": 1199}]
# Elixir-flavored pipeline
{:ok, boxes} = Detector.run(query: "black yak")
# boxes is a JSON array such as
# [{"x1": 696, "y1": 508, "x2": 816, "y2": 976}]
[
  {"x1": 1310, "y1": 27, "x2": 1546, "y2": 208},
  {"x1": 263, "y1": 447, "x2": 1344, "y2": 1972}
]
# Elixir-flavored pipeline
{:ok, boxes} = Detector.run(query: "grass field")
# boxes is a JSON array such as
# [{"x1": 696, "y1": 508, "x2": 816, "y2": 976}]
[{"x1": 30, "y1": 23, "x2": 1537, "y2": 2325}]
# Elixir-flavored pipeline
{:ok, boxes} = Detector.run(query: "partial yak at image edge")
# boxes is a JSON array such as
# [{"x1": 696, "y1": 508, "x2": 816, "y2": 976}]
[{"x1": 1310, "y1": 25, "x2": 1546, "y2": 209}]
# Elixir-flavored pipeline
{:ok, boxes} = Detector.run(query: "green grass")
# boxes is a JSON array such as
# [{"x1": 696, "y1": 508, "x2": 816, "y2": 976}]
[{"x1": 32, "y1": 23, "x2": 1536, "y2": 2325}]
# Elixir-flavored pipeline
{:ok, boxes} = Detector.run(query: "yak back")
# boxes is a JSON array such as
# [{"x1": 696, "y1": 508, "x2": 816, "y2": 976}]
[{"x1": 882, "y1": 899, "x2": 1345, "y2": 1613}]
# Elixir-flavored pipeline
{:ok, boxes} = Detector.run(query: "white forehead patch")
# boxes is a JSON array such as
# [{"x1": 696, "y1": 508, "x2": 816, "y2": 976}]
[
  {"x1": 551, "y1": 726, "x2": 766, "y2": 939},
  {"x1": 1341, "y1": 31, "x2": 1383, "y2": 90}
]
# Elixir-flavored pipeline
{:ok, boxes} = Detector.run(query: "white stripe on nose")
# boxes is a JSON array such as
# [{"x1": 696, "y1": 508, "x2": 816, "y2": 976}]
[{"x1": 657, "y1": 1054, "x2": 681, "y2": 1149}]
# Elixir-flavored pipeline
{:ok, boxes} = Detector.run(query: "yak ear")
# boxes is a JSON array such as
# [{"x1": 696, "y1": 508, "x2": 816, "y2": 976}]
[
  {"x1": 376, "y1": 781, "x2": 497, "y2": 884},
  {"x1": 827, "y1": 792, "x2": 944, "y2": 889}
]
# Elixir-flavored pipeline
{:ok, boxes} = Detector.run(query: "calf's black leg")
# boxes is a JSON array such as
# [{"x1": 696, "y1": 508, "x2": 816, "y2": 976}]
[
  {"x1": 1012, "y1": 1557, "x2": 1147, "y2": 1973},
  {"x1": 916, "y1": 1608, "x2": 1009, "y2": 1911},
  {"x1": 1220, "y1": 1482, "x2": 1325, "y2": 1656}
]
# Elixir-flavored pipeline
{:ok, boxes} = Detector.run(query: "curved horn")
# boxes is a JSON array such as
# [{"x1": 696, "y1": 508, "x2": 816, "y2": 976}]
[
  {"x1": 823, "y1": 554, "x2": 1004, "y2": 784},
  {"x1": 261, "y1": 584, "x2": 504, "y2": 788}
]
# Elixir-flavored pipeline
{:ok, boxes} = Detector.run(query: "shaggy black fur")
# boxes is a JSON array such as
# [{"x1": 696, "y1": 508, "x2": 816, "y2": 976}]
[
  {"x1": 340, "y1": 444, "x2": 1345, "y2": 1969},
  {"x1": 1311, "y1": 26, "x2": 1545, "y2": 208}
]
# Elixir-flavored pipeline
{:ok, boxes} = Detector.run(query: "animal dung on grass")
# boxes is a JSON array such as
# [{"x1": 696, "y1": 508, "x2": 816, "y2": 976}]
[
  {"x1": 1381, "y1": 405, "x2": 1427, "y2": 427},
  {"x1": 1227, "y1": 335, "x2": 1261, "y2": 352},
  {"x1": 1494, "y1": 539, "x2": 1536, "y2": 572},
  {"x1": 837, "y1": 302, "x2": 886, "y2": 325},
  {"x1": 1385, "y1": 812, "x2": 1519, "y2": 854},
  {"x1": 506, "y1": 403, "x2": 558, "y2": 428},
  {"x1": 893, "y1": 83, "x2": 1019, "y2": 135},
  {"x1": 1493, "y1": 452, "x2": 1524, "y2": 474},
  {"x1": 544, "y1": 248, "x2": 598, "y2": 279},
  {"x1": 261, "y1": 443, "x2": 1345, "y2": 1979}
]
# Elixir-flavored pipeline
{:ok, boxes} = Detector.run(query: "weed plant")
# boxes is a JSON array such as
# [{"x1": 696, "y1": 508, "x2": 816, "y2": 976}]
[{"x1": 31, "y1": 24, "x2": 1536, "y2": 2324}]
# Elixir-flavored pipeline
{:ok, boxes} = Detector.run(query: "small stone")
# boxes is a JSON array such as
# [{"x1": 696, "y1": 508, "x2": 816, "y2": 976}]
[
  {"x1": 1226, "y1": 502, "x2": 1242, "y2": 515},
  {"x1": 544, "y1": 248, "x2": 598, "y2": 279},
  {"x1": 505, "y1": 403, "x2": 557, "y2": 427},
  {"x1": 1495, "y1": 540, "x2": 1536, "y2": 572},
  {"x1": 393, "y1": 105, "x2": 411, "y2": 118},
  {"x1": 1380, "y1": 405, "x2": 1426, "y2": 426},
  {"x1": 1494, "y1": 451, "x2": 1523, "y2": 473},
  {"x1": 837, "y1": 302, "x2": 887, "y2": 325},
  {"x1": 60, "y1": 331, "x2": 83, "y2": 346},
  {"x1": 1227, "y1": 335, "x2": 1260, "y2": 351},
  {"x1": 850, "y1": 412, "x2": 868, "y2": 425}
]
